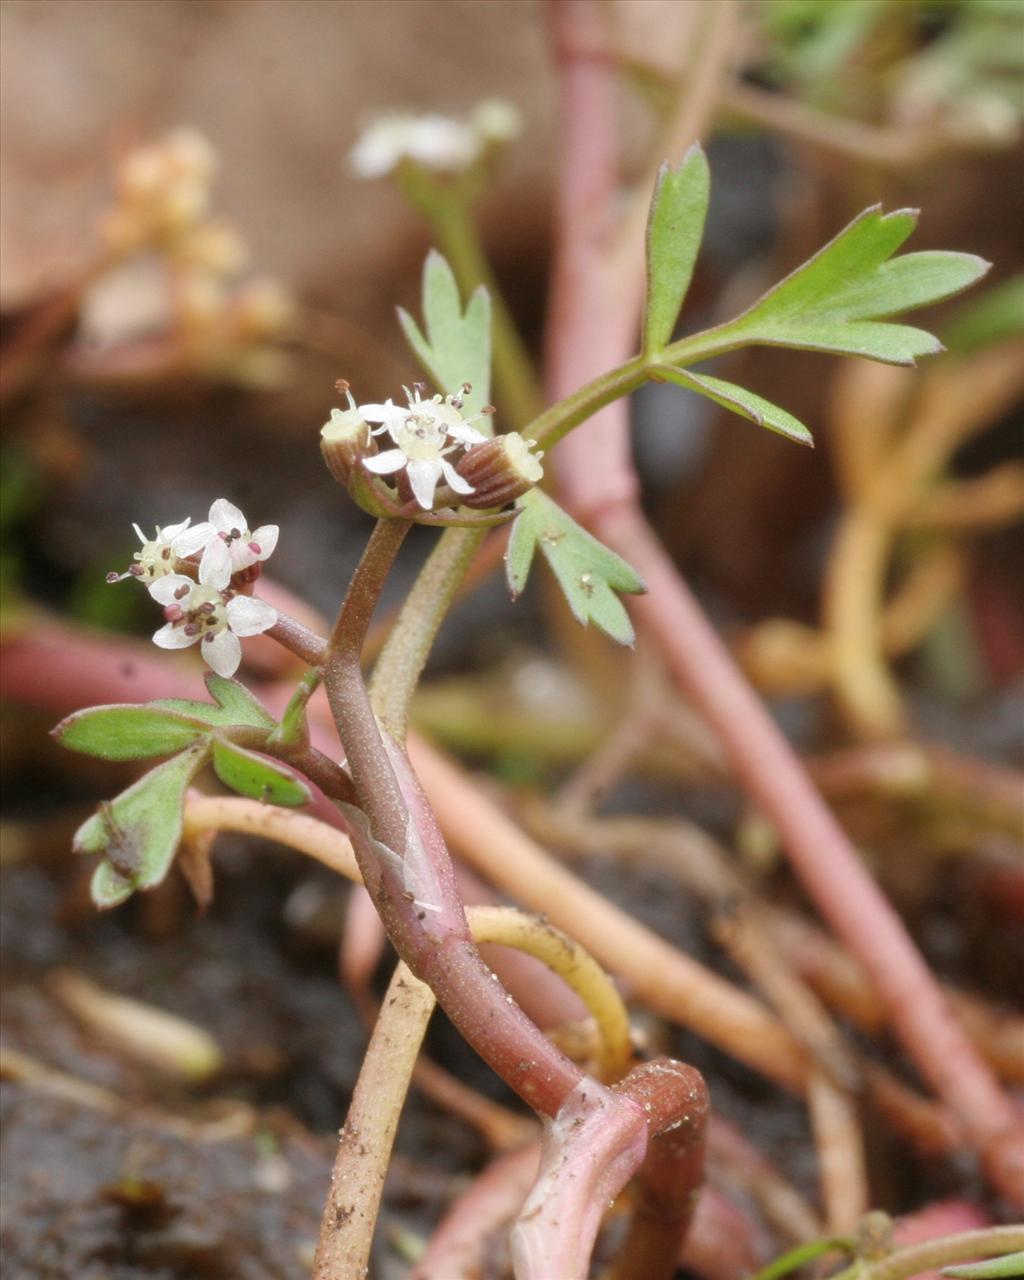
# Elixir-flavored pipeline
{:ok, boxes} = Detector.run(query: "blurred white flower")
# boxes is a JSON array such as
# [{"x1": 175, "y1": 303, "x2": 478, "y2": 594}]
[
  {"x1": 361, "y1": 385, "x2": 487, "y2": 510},
  {"x1": 349, "y1": 100, "x2": 520, "y2": 179}
]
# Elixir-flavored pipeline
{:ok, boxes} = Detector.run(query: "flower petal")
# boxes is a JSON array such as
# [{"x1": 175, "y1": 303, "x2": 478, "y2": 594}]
[
  {"x1": 152, "y1": 622, "x2": 199, "y2": 650},
  {"x1": 172, "y1": 521, "x2": 215, "y2": 557},
  {"x1": 209, "y1": 498, "x2": 246, "y2": 533},
  {"x1": 201, "y1": 629, "x2": 241, "y2": 677},
  {"x1": 159, "y1": 517, "x2": 192, "y2": 541},
  {"x1": 250, "y1": 525, "x2": 279, "y2": 560},
  {"x1": 363, "y1": 450, "x2": 407, "y2": 475},
  {"x1": 225, "y1": 595, "x2": 278, "y2": 637},
  {"x1": 407, "y1": 459, "x2": 442, "y2": 510},
  {"x1": 199, "y1": 538, "x2": 232, "y2": 589},
  {"x1": 448, "y1": 421, "x2": 488, "y2": 446},
  {"x1": 357, "y1": 400, "x2": 398, "y2": 424},
  {"x1": 441, "y1": 459, "x2": 474, "y2": 495},
  {"x1": 148, "y1": 573, "x2": 194, "y2": 605},
  {"x1": 132, "y1": 523, "x2": 148, "y2": 544}
]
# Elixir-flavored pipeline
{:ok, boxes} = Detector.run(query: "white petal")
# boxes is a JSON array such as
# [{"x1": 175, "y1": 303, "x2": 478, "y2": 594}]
[
  {"x1": 153, "y1": 622, "x2": 199, "y2": 650},
  {"x1": 159, "y1": 517, "x2": 191, "y2": 541},
  {"x1": 363, "y1": 450, "x2": 408, "y2": 475},
  {"x1": 448, "y1": 421, "x2": 488, "y2": 446},
  {"x1": 201, "y1": 629, "x2": 241, "y2": 677},
  {"x1": 407, "y1": 459, "x2": 442, "y2": 509},
  {"x1": 199, "y1": 538, "x2": 232, "y2": 589},
  {"x1": 172, "y1": 521, "x2": 215, "y2": 556},
  {"x1": 357, "y1": 400, "x2": 397, "y2": 424},
  {"x1": 250, "y1": 525, "x2": 279, "y2": 560},
  {"x1": 229, "y1": 540, "x2": 259, "y2": 572},
  {"x1": 441, "y1": 459, "x2": 474, "y2": 495},
  {"x1": 226, "y1": 595, "x2": 278, "y2": 637},
  {"x1": 209, "y1": 498, "x2": 246, "y2": 533},
  {"x1": 148, "y1": 573, "x2": 194, "y2": 605}
]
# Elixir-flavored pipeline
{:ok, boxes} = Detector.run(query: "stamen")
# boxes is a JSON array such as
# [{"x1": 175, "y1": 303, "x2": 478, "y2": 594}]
[
  {"x1": 174, "y1": 584, "x2": 190, "y2": 599},
  {"x1": 106, "y1": 571, "x2": 121, "y2": 583}
]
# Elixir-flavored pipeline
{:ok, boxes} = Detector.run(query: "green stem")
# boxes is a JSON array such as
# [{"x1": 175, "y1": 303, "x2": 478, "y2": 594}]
[
  {"x1": 525, "y1": 322, "x2": 764, "y2": 453},
  {"x1": 369, "y1": 526, "x2": 485, "y2": 741},
  {"x1": 267, "y1": 667, "x2": 322, "y2": 750}
]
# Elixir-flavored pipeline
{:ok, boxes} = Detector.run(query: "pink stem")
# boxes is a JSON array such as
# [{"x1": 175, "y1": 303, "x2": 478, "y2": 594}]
[{"x1": 543, "y1": 0, "x2": 1024, "y2": 1205}]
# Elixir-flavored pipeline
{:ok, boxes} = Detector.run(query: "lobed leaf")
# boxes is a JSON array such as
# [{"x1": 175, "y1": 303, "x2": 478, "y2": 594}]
[
  {"x1": 150, "y1": 673, "x2": 275, "y2": 731},
  {"x1": 659, "y1": 367, "x2": 813, "y2": 446},
  {"x1": 643, "y1": 145, "x2": 710, "y2": 356},
  {"x1": 211, "y1": 740, "x2": 310, "y2": 807},
  {"x1": 506, "y1": 490, "x2": 645, "y2": 646},
  {"x1": 74, "y1": 743, "x2": 210, "y2": 908},
  {"x1": 53, "y1": 704, "x2": 210, "y2": 760},
  {"x1": 714, "y1": 205, "x2": 990, "y2": 365},
  {"x1": 397, "y1": 250, "x2": 492, "y2": 418}
]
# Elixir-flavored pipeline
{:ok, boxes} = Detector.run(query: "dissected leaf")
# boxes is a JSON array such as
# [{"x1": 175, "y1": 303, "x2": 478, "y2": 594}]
[
  {"x1": 507, "y1": 490, "x2": 645, "y2": 646},
  {"x1": 151, "y1": 673, "x2": 275, "y2": 731},
  {"x1": 643, "y1": 145, "x2": 710, "y2": 355},
  {"x1": 211, "y1": 740, "x2": 310, "y2": 807},
  {"x1": 943, "y1": 275, "x2": 1024, "y2": 354},
  {"x1": 659, "y1": 367, "x2": 813, "y2": 446},
  {"x1": 53, "y1": 704, "x2": 210, "y2": 760},
  {"x1": 74, "y1": 743, "x2": 211, "y2": 908},
  {"x1": 713, "y1": 205, "x2": 989, "y2": 365},
  {"x1": 942, "y1": 1253, "x2": 1024, "y2": 1279},
  {"x1": 397, "y1": 250, "x2": 492, "y2": 417}
]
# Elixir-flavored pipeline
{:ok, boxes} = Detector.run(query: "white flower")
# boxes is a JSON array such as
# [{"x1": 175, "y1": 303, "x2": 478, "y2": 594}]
[
  {"x1": 108, "y1": 517, "x2": 199, "y2": 584},
  {"x1": 184, "y1": 498, "x2": 279, "y2": 583},
  {"x1": 360, "y1": 385, "x2": 488, "y2": 509},
  {"x1": 148, "y1": 557, "x2": 277, "y2": 678},
  {"x1": 470, "y1": 99, "x2": 521, "y2": 144},
  {"x1": 349, "y1": 113, "x2": 480, "y2": 178}
]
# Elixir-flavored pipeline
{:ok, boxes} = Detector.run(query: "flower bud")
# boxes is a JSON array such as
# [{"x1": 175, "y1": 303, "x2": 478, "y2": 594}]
[
  {"x1": 321, "y1": 404, "x2": 373, "y2": 487},
  {"x1": 454, "y1": 432, "x2": 543, "y2": 508}
]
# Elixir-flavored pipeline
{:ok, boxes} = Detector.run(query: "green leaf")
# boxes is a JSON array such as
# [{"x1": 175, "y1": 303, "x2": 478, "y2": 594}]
[
  {"x1": 211, "y1": 740, "x2": 310, "y2": 807},
  {"x1": 151, "y1": 673, "x2": 275, "y2": 731},
  {"x1": 397, "y1": 250, "x2": 492, "y2": 418},
  {"x1": 942, "y1": 1253, "x2": 1024, "y2": 1279},
  {"x1": 506, "y1": 490, "x2": 645, "y2": 646},
  {"x1": 53, "y1": 704, "x2": 211, "y2": 760},
  {"x1": 943, "y1": 275, "x2": 1024, "y2": 354},
  {"x1": 658, "y1": 367, "x2": 813, "y2": 446},
  {"x1": 643, "y1": 145, "x2": 710, "y2": 356},
  {"x1": 716, "y1": 205, "x2": 990, "y2": 365},
  {"x1": 74, "y1": 743, "x2": 210, "y2": 908}
]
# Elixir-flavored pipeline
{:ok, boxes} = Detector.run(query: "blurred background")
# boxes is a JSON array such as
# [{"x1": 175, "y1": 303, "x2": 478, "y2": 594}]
[{"x1": 2, "y1": 1, "x2": 1022, "y2": 1276}]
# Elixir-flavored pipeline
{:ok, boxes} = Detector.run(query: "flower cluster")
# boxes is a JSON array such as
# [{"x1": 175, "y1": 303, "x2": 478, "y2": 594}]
[
  {"x1": 110, "y1": 500, "x2": 278, "y2": 677},
  {"x1": 349, "y1": 100, "x2": 521, "y2": 179},
  {"x1": 88, "y1": 129, "x2": 294, "y2": 390},
  {"x1": 321, "y1": 382, "x2": 544, "y2": 515}
]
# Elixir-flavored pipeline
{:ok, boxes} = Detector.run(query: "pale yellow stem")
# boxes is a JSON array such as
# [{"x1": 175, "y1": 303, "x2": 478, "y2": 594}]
[
  {"x1": 469, "y1": 905, "x2": 632, "y2": 1083},
  {"x1": 808, "y1": 1072, "x2": 869, "y2": 1234}
]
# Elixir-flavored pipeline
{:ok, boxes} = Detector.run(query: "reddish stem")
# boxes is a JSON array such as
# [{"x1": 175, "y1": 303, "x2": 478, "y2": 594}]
[{"x1": 543, "y1": 0, "x2": 1023, "y2": 1205}]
